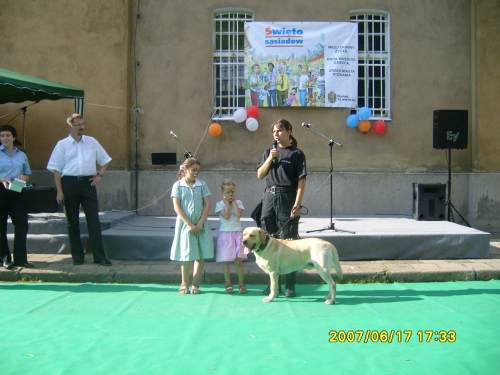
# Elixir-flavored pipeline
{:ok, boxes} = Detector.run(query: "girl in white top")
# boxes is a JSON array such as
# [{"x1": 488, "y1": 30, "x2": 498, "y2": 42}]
[{"x1": 215, "y1": 179, "x2": 248, "y2": 294}]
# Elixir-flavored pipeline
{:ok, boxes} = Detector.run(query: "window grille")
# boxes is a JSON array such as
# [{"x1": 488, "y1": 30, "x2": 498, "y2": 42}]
[
  {"x1": 212, "y1": 9, "x2": 254, "y2": 120},
  {"x1": 350, "y1": 11, "x2": 391, "y2": 119}
]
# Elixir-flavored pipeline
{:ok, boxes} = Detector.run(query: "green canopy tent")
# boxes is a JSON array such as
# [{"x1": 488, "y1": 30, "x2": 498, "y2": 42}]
[
  {"x1": 0, "y1": 67, "x2": 84, "y2": 112},
  {"x1": 0, "y1": 68, "x2": 85, "y2": 213},
  {"x1": 0, "y1": 67, "x2": 85, "y2": 147}
]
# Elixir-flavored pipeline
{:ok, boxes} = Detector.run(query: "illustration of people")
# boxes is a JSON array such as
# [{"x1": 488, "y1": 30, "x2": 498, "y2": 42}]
[
  {"x1": 298, "y1": 66, "x2": 309, "y2": 106},
  {"x1": 317, "y1": 68, "x2": 325, "y2": 103},
  {"x1": 276, "y1": 65, "x2": 289, "y2": 107},
  {"x1": 286, "y1": 87, "x2": 298, "y2": 107},
  {"x1": 307, "y1": 70, "x2": 317, "y2": 106},
  {"x1": 249, "y1": 63, "x2": 263, "y2": 107},
  {"x1": 266, "y1": 62, "x2": 278, "y2": 107}
]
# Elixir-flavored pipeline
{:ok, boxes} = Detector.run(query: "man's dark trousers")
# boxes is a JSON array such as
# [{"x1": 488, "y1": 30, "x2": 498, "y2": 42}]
[{"x1": 61, "y1": 176, "x2": 107, "y2": 263}]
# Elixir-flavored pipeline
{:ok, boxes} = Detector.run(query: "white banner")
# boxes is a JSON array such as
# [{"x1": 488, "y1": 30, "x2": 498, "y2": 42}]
[{"x1": 245, "y1": 22, "x2": 357, "y2": 108}]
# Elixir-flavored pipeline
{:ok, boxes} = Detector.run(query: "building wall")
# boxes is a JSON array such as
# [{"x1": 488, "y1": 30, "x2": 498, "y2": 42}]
[
  {"x1": 0, "y1": 0, "x2": 131, "y2": 170},
  {"x1": 133, "y1": 0, "x2": 472, "y2": 173},
  {"x1": 1, "y1": 0, "x2": 499, "y2": 231},
  {"x1": 473, "y1": 0, "x2": 500, "y2": 171}
]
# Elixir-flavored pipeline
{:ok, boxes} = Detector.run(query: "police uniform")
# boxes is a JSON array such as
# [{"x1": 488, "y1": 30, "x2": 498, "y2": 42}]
[{"x1": 258, "y1": 143, "x2": 307, "y2": 291}]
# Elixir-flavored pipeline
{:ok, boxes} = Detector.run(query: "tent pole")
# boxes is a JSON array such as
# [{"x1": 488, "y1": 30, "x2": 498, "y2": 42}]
[{"x1": 21, "y1": 106, "x2": 27, "y2": 149}]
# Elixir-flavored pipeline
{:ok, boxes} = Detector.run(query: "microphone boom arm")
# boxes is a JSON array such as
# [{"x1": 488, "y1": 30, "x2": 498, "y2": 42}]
[
  {"x1": 170, "y1": 130, "x2": 193, "y2": 158},
  {"x1": 302, "y1": 123, "x2": 342, "y2": 147}
]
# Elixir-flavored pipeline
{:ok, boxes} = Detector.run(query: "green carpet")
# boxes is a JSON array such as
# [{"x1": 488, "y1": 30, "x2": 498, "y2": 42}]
[{"x1": 1, "y1": 281, "x2": 499, "y2": 375}]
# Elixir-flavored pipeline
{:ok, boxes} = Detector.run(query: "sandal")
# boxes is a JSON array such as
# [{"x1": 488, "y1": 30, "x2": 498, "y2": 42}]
[
  {"x1": 225, "y1": 285, "x2": 233, "y2": 294},
  {"x1": 239, "y1": 285, "x2": 247, "y2": 294},
  {"x1": 179, "y1": 285, "x2": 190, "y2": 295},
  {"x1": 191, "y1": 285, "x2": 201, "y2": 294}
]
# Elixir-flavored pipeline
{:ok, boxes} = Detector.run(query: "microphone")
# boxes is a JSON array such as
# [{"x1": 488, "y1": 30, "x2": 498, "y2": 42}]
[
  {"x1": 272, "y1": 140, "x2": 278, "y2": 164},
  {"x1": 301, "y1": 122, "x2": 311, "y2": 128},
  {"x1": 169, "y1": 130, "x2": 177, "y2": 138}
]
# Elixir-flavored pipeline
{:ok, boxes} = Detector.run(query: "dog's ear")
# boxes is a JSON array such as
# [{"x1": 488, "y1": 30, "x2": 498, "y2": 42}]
[{"x1": 259, "y1": 228, "x2": 268, "y2": 244}]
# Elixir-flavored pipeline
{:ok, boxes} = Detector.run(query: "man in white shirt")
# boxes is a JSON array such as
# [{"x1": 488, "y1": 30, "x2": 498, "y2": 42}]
[{"x1": 47, "y1": 113, "x2": 112, "y2": 266}]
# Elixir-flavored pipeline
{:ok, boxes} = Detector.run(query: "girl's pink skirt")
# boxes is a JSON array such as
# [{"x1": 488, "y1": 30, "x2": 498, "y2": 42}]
[{"x1": 216, "y1": 231, "x2": 249, "y2": 262}]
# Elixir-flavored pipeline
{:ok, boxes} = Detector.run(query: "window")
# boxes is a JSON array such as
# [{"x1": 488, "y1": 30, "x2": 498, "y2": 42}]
[
  {"x1": 212, "y1": 8, "x2": 254, "y2": 120},
  {"x1": 350, "y1": 10, "x2": 390, "y2": 119}
]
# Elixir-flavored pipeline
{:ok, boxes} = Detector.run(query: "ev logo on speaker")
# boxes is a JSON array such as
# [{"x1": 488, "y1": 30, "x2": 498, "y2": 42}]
[{"x1": 446, "y1": 131, "x2": 460, "y2": 143}]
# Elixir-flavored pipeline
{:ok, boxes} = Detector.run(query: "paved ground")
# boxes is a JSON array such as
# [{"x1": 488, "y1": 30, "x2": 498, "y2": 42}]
[{"x1": 1, "y1": 240, "x2": 499, "y2": 284}]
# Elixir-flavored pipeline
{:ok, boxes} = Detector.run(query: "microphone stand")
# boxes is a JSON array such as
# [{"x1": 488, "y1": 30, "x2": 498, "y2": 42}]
[{"x1": 302, "y1": 124, "x2": 354, "y2": 234}]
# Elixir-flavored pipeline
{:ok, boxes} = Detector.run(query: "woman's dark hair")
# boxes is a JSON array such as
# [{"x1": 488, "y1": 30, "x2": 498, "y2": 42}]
[
  {"x1": 177, "y1": 157, "x2": 201, "y2": 179},
  {"x1": 0, "y1": 124, "x2": 22, "y2": 147},
  {"x1": 272, "y1": 119, "x2": 297, "y2": 146}
]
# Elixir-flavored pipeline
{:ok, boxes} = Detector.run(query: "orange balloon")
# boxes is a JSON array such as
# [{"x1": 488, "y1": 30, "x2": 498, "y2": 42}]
[
  {"x1": 208, "y1": 122, "x2": 222, "y2": 137},
  {"x1": 358, "y1": 120, "x2": 371, "y2": 133}
]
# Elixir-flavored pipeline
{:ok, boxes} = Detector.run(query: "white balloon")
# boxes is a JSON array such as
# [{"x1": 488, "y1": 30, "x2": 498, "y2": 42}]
[
  {"x1": 245, "y1": 117, "x2": 259, "y2": 132},
  {"x1": 232, "y1": 108, "x2": 247, "y2": 123}
]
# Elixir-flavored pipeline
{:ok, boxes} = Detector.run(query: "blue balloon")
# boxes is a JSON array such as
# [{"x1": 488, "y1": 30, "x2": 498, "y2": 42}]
[
  {"x1": 346, "y1": 114, "x2": 359, "y2": 128},
  {"x1": 358, "y1": 107, "x2": 371, "y2": 120}
]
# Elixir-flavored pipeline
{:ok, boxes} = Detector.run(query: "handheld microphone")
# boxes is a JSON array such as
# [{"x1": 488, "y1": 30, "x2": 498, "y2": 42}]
[
  {"x1": 169, "y1": 130, "x2": 177, "y2": 138},
  {"x1": 272, "y1": 140, "x2": 278, "y2": 164},
  {"x1": 301, "y1": 122, "x2": 311, "y2": 128}
]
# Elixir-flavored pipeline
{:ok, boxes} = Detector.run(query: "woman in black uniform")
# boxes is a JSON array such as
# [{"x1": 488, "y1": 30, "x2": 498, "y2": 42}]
[{"x1": 257, "y1": 119, "x2": 307, "y2": 297}]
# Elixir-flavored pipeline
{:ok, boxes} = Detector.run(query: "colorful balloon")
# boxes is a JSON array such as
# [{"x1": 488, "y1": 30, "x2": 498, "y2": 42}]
[
  {"x1": 346, "y1": 114, "x2": 359, "y2": 128},
  {"x1": 373, "y1": 120, "x2": 387, "y2": 135},
  {"x1": 246, "y1": 105, "x2": 259, "y2": 119},
  {"x1": 208, "y1": 122, "x2": 222, "y2": 137},
  {"x1": 233, "y1": 108, "x2": 247, "y2": 123},
  {"x1": 358, "y1": 107, "x2": 371, "y2": 120},
  {"x1": 357, "y1": 120, "x2": 371, "y2": 133},
  {"x1": 245, "y1": 117, "x2": 259, "y2": 132}
]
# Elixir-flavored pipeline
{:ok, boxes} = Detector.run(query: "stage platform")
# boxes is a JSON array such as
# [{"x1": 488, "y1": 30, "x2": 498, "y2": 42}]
[{"x1": 101, "y1": 214, "x2": 491, "y2": 261}]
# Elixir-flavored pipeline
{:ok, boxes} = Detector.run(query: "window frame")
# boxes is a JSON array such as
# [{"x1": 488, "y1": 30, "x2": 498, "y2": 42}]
[
  {"x1": 212, "y1": 8, "x2": 254, "y2": 121},
  {"x1": 350, "y1": 10, "x2": 391, "y2": 120}
]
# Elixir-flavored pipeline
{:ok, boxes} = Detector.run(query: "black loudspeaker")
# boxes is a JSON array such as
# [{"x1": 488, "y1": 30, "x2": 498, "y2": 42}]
[
  {"x1": 25, "y1": 187, "x2": 59, "y2": 213},
  {"x1": 412, "y1": 183, "x2": 446, "y2": 221},
  {"x1": 151, "y1": 153, "x2": 177, "y2": 165},
  {"x1": 433, "y1": 110, "x2": 468, "y2": 149}
]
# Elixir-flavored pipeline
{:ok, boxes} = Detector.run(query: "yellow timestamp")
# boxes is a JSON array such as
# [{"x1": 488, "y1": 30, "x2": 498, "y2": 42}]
[{"x1": 328, "y1": 329, "x2": 456, "y2": 344}]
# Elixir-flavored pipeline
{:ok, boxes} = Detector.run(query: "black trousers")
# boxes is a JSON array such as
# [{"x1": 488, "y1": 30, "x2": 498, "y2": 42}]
[
  {"x1": 62, "y1": 176, "x2": 108, "y2": 263},
  {"x1": 260, "y1": 190, "x2": 300, "y2": 289},
  {"x1": 0, "y1": 185, "x2": 28, "y2": 264}
]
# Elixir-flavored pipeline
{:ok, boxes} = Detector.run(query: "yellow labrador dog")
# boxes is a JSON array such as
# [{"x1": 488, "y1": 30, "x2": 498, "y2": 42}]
[{"x1": 242, "y1": 227, "x2": 342, "y2": 304}]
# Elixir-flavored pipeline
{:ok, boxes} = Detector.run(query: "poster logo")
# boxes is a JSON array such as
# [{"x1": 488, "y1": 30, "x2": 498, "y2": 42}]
[{"x1": 264, "y1": 26, "x2": 304, "y2": 47}]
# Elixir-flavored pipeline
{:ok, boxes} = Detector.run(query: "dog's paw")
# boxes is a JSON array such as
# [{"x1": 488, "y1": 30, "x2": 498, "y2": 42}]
[
  {"x1": 262, "y1": 296, "x2": 274, "y2": 303},
  {"x1": 325, "y1": 299, "x2": 335, "y2": 305}
]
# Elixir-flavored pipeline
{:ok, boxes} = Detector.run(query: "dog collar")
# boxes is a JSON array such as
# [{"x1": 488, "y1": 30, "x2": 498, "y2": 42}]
[{"x1": 256, "y1": 234, "x2": 270, "y2": 253}]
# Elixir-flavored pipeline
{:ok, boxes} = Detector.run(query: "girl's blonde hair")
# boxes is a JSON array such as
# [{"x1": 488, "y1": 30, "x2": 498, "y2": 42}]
[
  {"x1": 177, "y1": 157, "x2": 201, "y2": 179},
  {"x1": 221, "y1": 178, "x2": 236, "y2": 192}
]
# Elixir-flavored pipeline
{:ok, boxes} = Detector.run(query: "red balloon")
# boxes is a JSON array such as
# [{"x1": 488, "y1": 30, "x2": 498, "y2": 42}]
[
  {"x1": 246, "y1": 105, "x2": 259, "y2": 119},
  {"x1": 373, "y1": 120, "x2": 387, "y2": 135}
]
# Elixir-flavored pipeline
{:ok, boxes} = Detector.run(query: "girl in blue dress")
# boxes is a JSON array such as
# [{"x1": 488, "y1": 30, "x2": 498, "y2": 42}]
[{"x1": 170, "y1": 158, "x2": 214, "y2": 294}]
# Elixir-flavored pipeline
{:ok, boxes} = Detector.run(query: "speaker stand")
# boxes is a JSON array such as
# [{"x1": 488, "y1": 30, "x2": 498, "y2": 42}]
[{"x1": 446, "y1": 147, "x2": 470, "y2": 227}]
